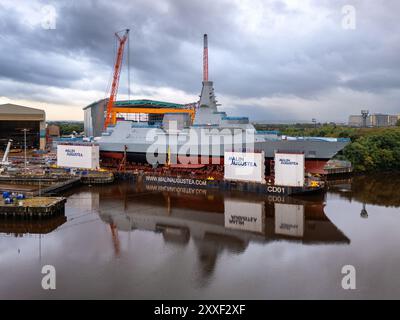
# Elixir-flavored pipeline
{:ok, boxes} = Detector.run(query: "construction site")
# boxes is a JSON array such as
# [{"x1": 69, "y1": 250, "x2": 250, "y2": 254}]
[
  {"x1": 0, "y1": 30, "x2": 354, "y2": 222},
  {"x1": 4, "y1": 1, "x2": 400, "y2": 303}
]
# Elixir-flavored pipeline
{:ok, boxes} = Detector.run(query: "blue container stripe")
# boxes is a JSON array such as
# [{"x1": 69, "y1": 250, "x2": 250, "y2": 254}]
[
  {"x1": 222, "y1": 116, "x2": 249, "y2": 121},
  {"x1": 256, "y1": 130, "x2": 280, "y2": 135}
]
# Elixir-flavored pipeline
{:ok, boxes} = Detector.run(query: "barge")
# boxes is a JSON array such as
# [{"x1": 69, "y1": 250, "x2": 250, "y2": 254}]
[{"x1": 142, "y1": 173, "x2": 324, "y2": 196}]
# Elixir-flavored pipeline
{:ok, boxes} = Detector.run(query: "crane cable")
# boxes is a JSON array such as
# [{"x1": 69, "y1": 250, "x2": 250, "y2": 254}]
[
  {"x1": 103, "y1": 35, "x2": 117, "y2": 103},
  {"x1": 127, "y1": 30, "x2": 131, "y2": 102}
]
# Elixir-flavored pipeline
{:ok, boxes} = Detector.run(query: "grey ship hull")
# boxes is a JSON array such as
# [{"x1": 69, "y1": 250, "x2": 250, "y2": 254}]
[
  {"x1": 98, "y1": 134, "x2": 349, "y2": 162},
  {"x1": 97, "y1": 81, "x2": 349, "y2": 166}
]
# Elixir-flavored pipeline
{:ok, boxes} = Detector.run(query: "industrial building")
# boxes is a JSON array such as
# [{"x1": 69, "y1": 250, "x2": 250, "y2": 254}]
[
  {"x1": 47, "y1": 124, "x2": 60, "y2": 137},
  {"x1": 348, "y1": 113, "x2": 400, "y2": 127},
  {"x1": 83, "y1": 99, "x2": 196, "y2": 137},
  {"x1": 83, "y1": 99, "x2": 107, "y2": 138},
  {"x1": 370, "y1": 114, "x2": 400, "y2": 127},
  {"x1": 0, "y1": 103, "x2": 46, "y2": 150}
]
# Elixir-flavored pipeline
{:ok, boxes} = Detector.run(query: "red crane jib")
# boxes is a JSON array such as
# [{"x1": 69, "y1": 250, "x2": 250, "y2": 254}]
[{"x1": 104, "y1": 29, "x2": 129, "y2": 130}]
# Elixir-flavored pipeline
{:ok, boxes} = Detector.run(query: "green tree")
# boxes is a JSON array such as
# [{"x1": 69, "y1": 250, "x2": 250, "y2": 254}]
[
  {"x1": 343, "y1": 128, "x2": 400, "y2": 172},
  {"x1": 254, "y1": 123, "x2": 400, "y2": 172},
  {"x1": 47, "y1": 121, "x2": 84, "y2": 136}
]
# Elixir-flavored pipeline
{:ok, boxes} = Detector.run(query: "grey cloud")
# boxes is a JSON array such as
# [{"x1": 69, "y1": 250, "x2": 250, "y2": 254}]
[{"x1": 0, "y1": 0, "x2": 399, "y2": 120}]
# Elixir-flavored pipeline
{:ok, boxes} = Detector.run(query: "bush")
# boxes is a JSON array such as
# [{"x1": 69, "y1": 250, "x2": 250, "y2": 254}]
[{"x1": 343, "y1": 128, "x2": 400, "y2": 172}]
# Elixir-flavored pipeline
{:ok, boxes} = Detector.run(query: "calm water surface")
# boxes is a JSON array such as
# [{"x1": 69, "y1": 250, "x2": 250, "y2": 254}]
[{"x1": 1, "y1": 173, "x2": 399, "y2": 299}]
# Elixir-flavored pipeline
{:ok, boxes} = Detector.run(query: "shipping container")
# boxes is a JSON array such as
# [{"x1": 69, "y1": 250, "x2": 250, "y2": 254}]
[
  {"x1": 57, "y1": 144, "x2": 100, "y2": 169},
  {"x1": 224, "y1": 151, "x2": 265, "y2": 183},
  {"x1": 274, "y1": 152, "x2": 305, "y2": 187}
]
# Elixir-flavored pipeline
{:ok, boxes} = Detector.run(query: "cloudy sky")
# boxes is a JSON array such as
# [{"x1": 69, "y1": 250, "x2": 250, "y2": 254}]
[{"x1": 0, "y1": 0, "x2": 399, "y2": 122}]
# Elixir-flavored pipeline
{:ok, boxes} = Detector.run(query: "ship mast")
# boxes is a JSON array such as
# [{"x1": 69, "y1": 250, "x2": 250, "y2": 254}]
[
  {"x1": 198, "y1": 34, "x2": 217, "y2": 111},
  {"x1": 203, "y1": 34, "x2": 208, "y2": 82}
]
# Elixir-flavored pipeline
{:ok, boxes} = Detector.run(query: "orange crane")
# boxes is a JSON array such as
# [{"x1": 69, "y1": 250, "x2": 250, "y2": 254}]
[
  {"x1": 104, "y1": 29, "x2": 130, "y2": 130},
  {"x1": 109, "y1": 223, "x2": 121, "y2": 256}
]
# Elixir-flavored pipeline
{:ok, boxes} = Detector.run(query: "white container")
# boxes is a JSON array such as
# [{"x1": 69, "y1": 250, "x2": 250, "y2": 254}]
[
  {"x1": 224, "y1": 199, "x2": 265, "y2": 233},
  {"x1": 224, "y1": 151, "x2": 265, "y2": 183},
  {"x1": 57, "y1": 144, "x2": 99, "y2": 170},
  {"x1": 274, "y1": 203, "x2": 304, "y2": 237},
  {"x1": 274, "y1": 152, "x2": 304, "y2": 187}
]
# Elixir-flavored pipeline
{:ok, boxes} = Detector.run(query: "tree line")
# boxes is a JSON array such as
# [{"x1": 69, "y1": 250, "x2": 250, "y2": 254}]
[
  {"x1": 48, "y1": 121, "x2": 84, "y2": 136},
  {"x1": 255, "y1": 123, "x2": 400, "y2": 172}
]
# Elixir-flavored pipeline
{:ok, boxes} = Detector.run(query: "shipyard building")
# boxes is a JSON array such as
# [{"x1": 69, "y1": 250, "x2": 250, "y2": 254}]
[
  {"x1": 83, "y1": 99, "x2": 195, "y2": 137},
  {"x1": 0, "y1": 103, "x2": 46, "y2": 150}
]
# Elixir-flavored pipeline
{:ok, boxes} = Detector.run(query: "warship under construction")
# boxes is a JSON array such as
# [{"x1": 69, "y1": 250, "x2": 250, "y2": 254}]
[{"x1": 96, "y1": 34, "x2": 349, "y2": 174}]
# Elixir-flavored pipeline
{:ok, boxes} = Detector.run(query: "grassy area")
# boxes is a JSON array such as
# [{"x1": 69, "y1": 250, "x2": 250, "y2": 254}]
[{"x1": 255, "y1": 123, "x2": 400, "y2": 172}]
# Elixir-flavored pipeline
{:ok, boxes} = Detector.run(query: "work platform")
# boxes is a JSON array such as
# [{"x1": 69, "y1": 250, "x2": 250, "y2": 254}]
[
  {"x1": 0, "y1": 197, "x2": 66, "y2": 218},
  {"x1": 0, "y1": 176, "x2": 81, "y2": 196},
  {"x1": 0, "y1": 170, "x2": 114, "y2": 198}
]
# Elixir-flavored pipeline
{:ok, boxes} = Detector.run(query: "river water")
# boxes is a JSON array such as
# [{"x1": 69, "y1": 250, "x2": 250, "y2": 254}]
[{"x1": 1, "y1": 173, "x2": 399, "y2": 299}]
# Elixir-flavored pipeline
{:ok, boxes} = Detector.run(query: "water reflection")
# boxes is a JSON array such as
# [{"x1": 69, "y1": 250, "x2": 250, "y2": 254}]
[
  {"x1": 328, "y1": 173, "x2": 400, "y2": 207},
  {"x1": 360, "y1": 203, "x2": 369, "y2": 219},
  {"x1": 97, "y1": 182, "x2": 349, "y2": 280},
  {"x1": 3, "y1": 174, "x2": 400, "y2": 299},
  {"x1": 0, "y1": 215, "x2": 67, "y2": 236}
]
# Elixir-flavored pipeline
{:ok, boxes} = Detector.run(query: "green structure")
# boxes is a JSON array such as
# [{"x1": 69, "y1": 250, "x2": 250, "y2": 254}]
[{"x1": 84, "y1": 99, "x2": 194, "y2": 137}]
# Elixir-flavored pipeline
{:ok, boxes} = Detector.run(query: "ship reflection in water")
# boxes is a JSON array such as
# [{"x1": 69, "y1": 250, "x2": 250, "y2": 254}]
[
  {"x1": 0, "y1": 215, "x2": 67, "y2": 236},
  {"x1": 3, "y1": 174, "x2": 400, "y2": 299},
  {"x1": 98, "y1": 182, "x2": 349, "y2": 278}
]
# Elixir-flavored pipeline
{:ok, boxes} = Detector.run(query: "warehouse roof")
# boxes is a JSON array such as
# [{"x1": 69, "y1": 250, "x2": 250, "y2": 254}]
[
  {"x1": 82, "y1": 99, "x2": 107, "y2": 110},
  {"x1": 115, "y1": 99, "x2": 186, "y2": 109},
  {"x1": 83, "y1": 99, "x2": 187, "y2": 110},
  {"x1": 0, "y1": 103, "x2": 45, "y2": 115}
]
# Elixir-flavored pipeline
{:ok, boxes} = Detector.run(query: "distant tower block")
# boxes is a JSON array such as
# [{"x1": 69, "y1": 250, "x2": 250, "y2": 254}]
[{"x1": 361, "y1": 110, "x2": 369, "y2": 128}]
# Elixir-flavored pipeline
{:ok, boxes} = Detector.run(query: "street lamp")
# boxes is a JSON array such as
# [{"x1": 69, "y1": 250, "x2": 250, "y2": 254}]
[
  {"x1": 360, "y1": 203, "x2": 368, "y2": 219},
  {"x1": 312, "y1": 118, "x2": 317, "y2": 129},
  {"x1": 21, "y1": 128, "x2": 30, "y2": 171}
]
